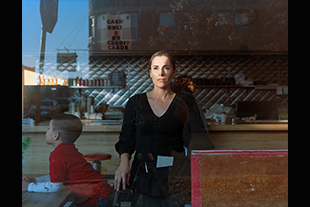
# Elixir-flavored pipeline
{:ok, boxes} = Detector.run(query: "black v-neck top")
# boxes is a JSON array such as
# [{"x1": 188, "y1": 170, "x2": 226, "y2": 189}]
[
  {"x1": 116, "y1": 93, "x2": 188, "y2": 157},
  {"x1": 145, "y1": 93, "x2": 177, "y2": 118},
  {"x1": 115, "y1": 92, "x2": 214, "y2": 197},
  {"x1": 115, "y1": 92, "x2": 189, "y2": 197}
]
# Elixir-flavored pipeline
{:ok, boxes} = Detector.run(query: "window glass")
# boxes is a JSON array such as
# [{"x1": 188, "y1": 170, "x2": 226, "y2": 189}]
[{"x1": 22, "y1": 1, "x2": 288, "y2": 206}]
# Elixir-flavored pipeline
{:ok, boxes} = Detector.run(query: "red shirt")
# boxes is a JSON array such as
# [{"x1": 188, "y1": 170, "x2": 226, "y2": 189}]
[{"x1": 49, "y1": 143, "x2": 112, "y2": 206}]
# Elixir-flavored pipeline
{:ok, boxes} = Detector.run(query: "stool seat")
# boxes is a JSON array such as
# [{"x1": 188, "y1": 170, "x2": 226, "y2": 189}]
[
  {"x1": 84, "y1": 153, "x2": 112, "y2": 174},
  {"x1": 84, "y1": 153, "x2": 112, "y2": 161}
]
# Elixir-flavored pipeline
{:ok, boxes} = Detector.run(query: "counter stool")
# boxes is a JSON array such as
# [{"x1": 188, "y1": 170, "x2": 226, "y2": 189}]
[{"x1": 84, "y1": 153, "x2": 112, "y2": 174}]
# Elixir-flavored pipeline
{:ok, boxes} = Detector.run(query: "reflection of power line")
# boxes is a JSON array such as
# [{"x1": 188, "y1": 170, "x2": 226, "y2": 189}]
[
  {"x1": 56, "y1": 12, "x2": 88, "y2": 50},
  {"x1": 68, "y1": 16, "x2": 88, "y2": 49}
]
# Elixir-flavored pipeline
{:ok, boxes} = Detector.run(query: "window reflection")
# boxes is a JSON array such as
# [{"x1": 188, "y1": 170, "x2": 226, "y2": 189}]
[{"x1": 22, "y1": 1, "x2": 287, "y2": 206}]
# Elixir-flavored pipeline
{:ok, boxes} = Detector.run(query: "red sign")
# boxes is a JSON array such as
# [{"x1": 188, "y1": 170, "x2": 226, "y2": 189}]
[{"x1": 56, "y1": 53, "x2": 77, "y2": 72}]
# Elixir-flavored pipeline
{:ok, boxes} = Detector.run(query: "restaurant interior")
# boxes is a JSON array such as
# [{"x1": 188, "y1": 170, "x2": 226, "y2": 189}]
[{"x1": 22, "y1": 0, "x2": 288, "y2": 206}]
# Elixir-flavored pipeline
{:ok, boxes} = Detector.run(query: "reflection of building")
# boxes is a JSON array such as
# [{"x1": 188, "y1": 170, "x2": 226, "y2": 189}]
[
  {"x1": 88, "y1": 0, "x2": 162, "y2": 55},
  {"x1": 88, "y1": 0, "x2": 288, "y2": 54},
  {"x1": 22, "y1": 64, "x2": 36, "y2": 85},
  {"x1": 87, "y1": 0, "x2": 288, "y2": 112},
  {"x1": 22, "y1": 64, "x2": 36, "y2": 116}
]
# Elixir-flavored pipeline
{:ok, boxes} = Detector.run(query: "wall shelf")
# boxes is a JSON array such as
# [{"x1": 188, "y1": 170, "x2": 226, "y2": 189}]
[
  {"x1": 67, "y1": 86, "x2": 125, "y2": 89},
  {"x1": 195, "y1": 85, "x2": 288, "y2": 90}
]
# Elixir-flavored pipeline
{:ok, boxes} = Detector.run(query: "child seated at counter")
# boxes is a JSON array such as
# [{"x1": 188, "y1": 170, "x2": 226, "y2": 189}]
[{"x1": 22, "y1": 114, "x2": 113, "y2": 207}]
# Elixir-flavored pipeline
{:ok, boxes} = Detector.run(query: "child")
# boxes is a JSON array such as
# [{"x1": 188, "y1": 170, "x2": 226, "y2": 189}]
[{"x1": 22, "y1": 114, "x2": 113, "y2": 207}]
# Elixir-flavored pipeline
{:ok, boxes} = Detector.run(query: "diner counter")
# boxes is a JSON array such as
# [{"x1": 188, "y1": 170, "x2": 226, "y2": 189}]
[
  {"x1": 22, "y1": 123, "x2": 288, "y2": 133},
  {"x1": 208, "y1": 123, "x2": 288, "y2": 131},
  {"x1": 22, "y1": 122, "x2": 288, "y2": 175}
]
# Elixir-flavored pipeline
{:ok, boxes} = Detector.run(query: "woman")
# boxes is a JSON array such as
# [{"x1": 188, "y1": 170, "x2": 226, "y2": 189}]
[
  {"x1": 172, "y1": 74, "x2": 212, "y2": 141},
  {"x1": 172, "y1": 74, "x2": 196, "y2": 94},
  {"x1": 170, "y1": 75, "x2": 215, "y2": 179},
  {"x1": 114, "y1": 51, "x2": 191, "y2": 206}
]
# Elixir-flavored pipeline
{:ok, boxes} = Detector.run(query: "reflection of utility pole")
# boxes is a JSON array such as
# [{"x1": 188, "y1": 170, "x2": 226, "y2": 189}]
[
  {"x1": 34, "y1": 27, "x2": 46, "y2": 125},
  {"x1": 35, "y1": 0, "x2": 58, "y2": 125}
]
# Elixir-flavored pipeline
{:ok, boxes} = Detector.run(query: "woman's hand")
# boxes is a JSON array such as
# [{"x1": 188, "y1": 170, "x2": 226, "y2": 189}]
[{"x1": 114, "y1": 153, "x2": 131, "y2": 192}]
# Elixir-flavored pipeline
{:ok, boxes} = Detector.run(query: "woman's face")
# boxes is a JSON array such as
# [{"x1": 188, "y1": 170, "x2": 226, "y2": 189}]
[{"x1": 150, "y1": 56, "x2": 176, "y2": 89}]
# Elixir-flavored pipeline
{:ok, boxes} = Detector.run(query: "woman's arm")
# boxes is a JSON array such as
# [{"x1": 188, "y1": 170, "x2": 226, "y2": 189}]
[
  {"x1": 114, "y1": 96, "x2": 138, "y2": 191},
  {"x1": 114, "y1": 153, "x2": 131, "y2": 192},
  {"x1": 184, "y1": 93, "x2": 215, "y2": 150},
  {"x1": 115, "y1": 96, "x2": 137, "y2": 156}
]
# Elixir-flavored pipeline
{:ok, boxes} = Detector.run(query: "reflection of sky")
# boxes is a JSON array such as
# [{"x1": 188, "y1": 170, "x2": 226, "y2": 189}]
[
  {"x1": 22, "y1": 0, "x2": 88, "y2": 68},
  {"x1": 33, "y1": 52, "x2": 89, "y2": 82}
]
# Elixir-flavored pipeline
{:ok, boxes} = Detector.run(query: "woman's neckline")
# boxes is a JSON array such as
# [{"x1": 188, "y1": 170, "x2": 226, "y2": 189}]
[{"x1": 144, "y1": 92, "x2": 177, "y2": 118}]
